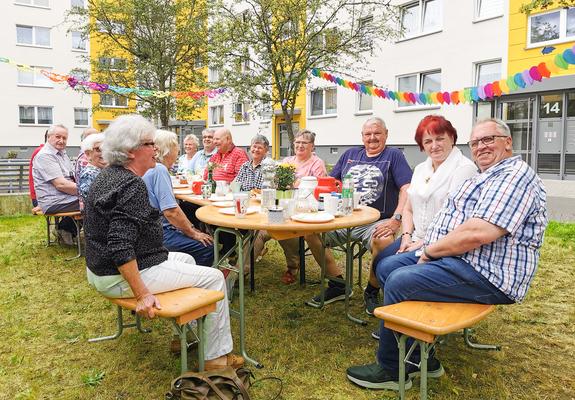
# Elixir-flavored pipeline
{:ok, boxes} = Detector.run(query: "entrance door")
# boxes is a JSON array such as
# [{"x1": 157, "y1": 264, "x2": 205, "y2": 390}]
[
  {"x1": 500, "y1": 98, "x2": 534, "y2": 166},
  {"x1": 537, "y1": 93, "x2": 563, "y2": 178},
  {"x1": 277, "y1": 122, "x2": 299, "y2": 158}
]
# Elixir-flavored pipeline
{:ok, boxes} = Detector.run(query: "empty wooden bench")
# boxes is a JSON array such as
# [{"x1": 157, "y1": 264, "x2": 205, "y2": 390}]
[
  {"x1": 33, "y1": 209, "x2": 83, "y2": 260},
  {"x1": 374, "y1": 301, "x2": 498, "y2": 400},
  {"x1": 89, "y1": 287, "x2": 225, "y2": 373}
]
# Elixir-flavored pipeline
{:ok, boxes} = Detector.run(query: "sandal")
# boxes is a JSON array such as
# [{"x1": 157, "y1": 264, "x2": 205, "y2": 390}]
[
  {"x1": 280, "y1": 268, "x2": 298, "y2": 285},
  {"x1": 204, "y1": 353, "x2": 245, "y2": 371}
]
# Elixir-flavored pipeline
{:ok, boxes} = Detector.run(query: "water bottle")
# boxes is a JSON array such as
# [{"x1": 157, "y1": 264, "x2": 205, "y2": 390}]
[
  {"x1": 341, "y1": 174, "x2": 354, "y2": 215},
  {"x1": 261, "y1": 176, "x2": 276, "y2": 215}
]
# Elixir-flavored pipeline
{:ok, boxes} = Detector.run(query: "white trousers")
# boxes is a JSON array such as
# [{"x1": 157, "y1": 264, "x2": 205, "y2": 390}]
[{"x1": 95, "y1": 252, "x2": 232, "y2": 360}]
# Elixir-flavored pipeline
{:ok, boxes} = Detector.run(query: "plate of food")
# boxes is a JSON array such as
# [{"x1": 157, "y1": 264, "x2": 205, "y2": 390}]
[
  {"x1": 212, "y1": 201, "x2": 235, "y2": 208},
  {"x1": 291, "y1": 212, "x2": 335, "y2": 223},
  {"x1": 218, "y1": 206, "x2": 259, "y2": 215},
  {"x1": 209, "y1": 194, "x2": 233, "y2": 202}
]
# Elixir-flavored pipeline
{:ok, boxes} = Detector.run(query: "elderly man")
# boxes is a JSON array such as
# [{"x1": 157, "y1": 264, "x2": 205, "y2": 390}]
[
  {"x1": 346, "y1": 118, "x2": 548, "y2": 391},
  {"x1": 305, "y1": 117, "x2": 412, "y2": 305},
  {"x1": 32, "y1": 124, "x2": 80, "y2": 245},
  {"x1": 189, "y1": 128, "x2": 217, "y2": 175},
  {"x1": 74, "y1": 127, "x2": 99, "y2": 181},
  {"x1": 204, "y1": 128, "x2": 248, "y2": 182}
]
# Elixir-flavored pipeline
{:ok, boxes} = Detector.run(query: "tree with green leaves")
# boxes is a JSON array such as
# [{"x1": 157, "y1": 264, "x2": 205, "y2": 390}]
[
  {"x1": 209, "y1": 0, "x2": 399, "y2": 154},
  {"x1": 68, "y1": 0, "x2": 209, "y2": 127},
  {"x1": 520, "y1": 0, "x2": 575, "y2": 14}
]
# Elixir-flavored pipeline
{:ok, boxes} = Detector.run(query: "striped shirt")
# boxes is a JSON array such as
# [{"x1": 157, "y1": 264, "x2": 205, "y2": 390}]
[
  {"x1": 425, "y1": 156, "x2": 548, "y2": 302},
  {"x1": 205, "y1": 145, "x2": 249, "y2": 183}
]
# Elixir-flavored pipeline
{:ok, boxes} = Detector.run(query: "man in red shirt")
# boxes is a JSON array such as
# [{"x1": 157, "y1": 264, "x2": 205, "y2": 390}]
[
  {"x1": 205, "y1": 128, "x2": 248, "y2": 182},
  {"x1": 28, "y1": 130, "x2": 48, "y2": 211}
]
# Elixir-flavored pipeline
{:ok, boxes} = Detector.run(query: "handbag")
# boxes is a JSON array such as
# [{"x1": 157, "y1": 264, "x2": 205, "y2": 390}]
[{"x1": 166, "y1": 367, "x2": 253, "y2": 400}]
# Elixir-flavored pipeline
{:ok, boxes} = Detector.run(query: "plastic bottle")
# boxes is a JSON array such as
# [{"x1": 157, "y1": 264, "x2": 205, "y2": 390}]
[{"x1": 341, "y1": 174, "x2": 354, "y2": 215}]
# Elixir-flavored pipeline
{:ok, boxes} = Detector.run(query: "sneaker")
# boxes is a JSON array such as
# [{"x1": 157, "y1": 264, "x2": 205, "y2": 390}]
[
  {"x1": 371, "y1": 330, "x2": 380, "y2": 340},
  {"x1": 57, "y1": 229, "x2": 75, "y2": 246},
  {"x1": 346, "y1": 363, "x2": 412, "y2": 391},
  {"x1": 310, "y1": 284, "x2": 350, "y2": 305},
  {"x1": 407, "y1": 357, "x2": 445, "y2": 379},
  {"x1": 364, "y1": 289, "x2": 382, "y2": 316}
]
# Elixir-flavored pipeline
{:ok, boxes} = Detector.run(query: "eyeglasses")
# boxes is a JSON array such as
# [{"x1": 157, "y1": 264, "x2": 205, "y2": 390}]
[
  {"x1": 294, "y1": 141, "x2": 311, "y2": 146},
  {"x1": 202, "y1": 136, "x2": 213, "y2": 140},
  {"x1": 93, "y1": 147, "x2": 102, "y2": 152},
  {"x1": 139, "y1": 141, "x2": 155, "y2": 147},
  {"x1": 467, "y1": 135, "x2": 508, "y2": 149}
]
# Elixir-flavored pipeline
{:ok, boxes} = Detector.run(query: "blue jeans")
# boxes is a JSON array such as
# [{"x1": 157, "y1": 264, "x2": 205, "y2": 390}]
[
  {"x1": 371, "y1": 237, "x2": 402, "y2": 271},
  {"x1": 163, "y1": 226, "x2": 214, "y2": 267},
  {"x1": 375, "y1": 252, "x2": 513, "y2": 370}
]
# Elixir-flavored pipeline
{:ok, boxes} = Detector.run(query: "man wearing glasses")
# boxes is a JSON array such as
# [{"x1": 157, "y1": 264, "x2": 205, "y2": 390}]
[
  {"x1": 346, "y1": 118, "x2": 548, "y2": 391},
  {"x1": 188, "y1": 128, "x2": 218, "y2": 176}
]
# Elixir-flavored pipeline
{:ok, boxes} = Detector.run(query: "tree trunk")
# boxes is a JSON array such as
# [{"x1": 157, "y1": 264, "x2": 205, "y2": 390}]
[{"x1": 281, "y1": 106, "x2": 295, "y2": 156}]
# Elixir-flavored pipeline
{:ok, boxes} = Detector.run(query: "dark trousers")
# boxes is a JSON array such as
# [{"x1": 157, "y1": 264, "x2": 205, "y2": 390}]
[{"x1": 44, "y1": 200, "x2": 80, "y2": 236}]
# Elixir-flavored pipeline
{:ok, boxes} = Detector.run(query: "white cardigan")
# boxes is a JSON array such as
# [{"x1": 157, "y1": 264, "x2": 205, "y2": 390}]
[{"x1": 408, "y1": 147, "x2": 477, "y2": 241}]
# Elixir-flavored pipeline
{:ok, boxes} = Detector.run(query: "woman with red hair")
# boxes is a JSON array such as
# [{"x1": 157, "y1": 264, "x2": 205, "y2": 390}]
[{"x1": 368, "y1": 115, "x2": 478, "y2": 316}]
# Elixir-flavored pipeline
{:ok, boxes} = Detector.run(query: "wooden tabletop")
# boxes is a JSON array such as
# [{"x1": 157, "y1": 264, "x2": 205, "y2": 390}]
[{"x1": 196, "y1": 205, "x2": 380, "y2": 240}]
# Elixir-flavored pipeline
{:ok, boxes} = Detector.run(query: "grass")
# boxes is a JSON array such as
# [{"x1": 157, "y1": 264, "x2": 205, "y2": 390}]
[{"x1": 0, "y1": 216, "x2": 574, "y2": 399}]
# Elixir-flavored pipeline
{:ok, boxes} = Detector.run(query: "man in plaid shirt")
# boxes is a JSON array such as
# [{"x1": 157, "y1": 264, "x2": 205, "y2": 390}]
[
  {"x1": 347, "y1": 118, "x2": 548, "y2": 392},
  {"x1": 205, "y1": 128, "x2": 248, "y2": 182}
]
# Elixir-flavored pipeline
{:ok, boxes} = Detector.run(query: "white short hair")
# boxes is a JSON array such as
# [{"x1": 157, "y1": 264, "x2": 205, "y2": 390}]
[
  {"x1": 81, "y1": 133, "x2": 106, "y2": 152},
  {"x1": 102, "y1": 114, "x2": 156, "y2": 166},
  {"x1": 154, "y1": 129, "x2": 179, "y2": 164}
]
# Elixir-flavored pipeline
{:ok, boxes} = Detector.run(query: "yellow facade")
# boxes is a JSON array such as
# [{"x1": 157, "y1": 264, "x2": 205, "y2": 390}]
[
  {"x1": 271, "y1": 85, "x2": 307, "y2": 159},
  {"x1": 508, "y1": 1, "x2": 575, "y2": 75}
]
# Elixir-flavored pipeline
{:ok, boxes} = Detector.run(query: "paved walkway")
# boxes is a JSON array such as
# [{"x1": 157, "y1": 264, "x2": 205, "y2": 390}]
[{"x1": 543, "y1": 180, "x2": 575, "y2": 222}]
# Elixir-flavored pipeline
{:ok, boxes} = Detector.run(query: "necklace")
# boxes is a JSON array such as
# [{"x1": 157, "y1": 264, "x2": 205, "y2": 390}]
[{"x1": 425, "y1": 176, "x2": 431, "y2": 184}]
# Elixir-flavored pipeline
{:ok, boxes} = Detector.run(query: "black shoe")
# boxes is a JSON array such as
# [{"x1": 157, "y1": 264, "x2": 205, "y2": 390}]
[
  {"x1": 371, "y1": 330, "x2": 380, "y2": 340},
  {"x1": 407, "y1": 357, "x2": 445, "y2": 379},
  {"x1": 346, "y1": 363, "x2": 412, "y2": 390},
  {"x1": 310, "y1": 284, "x2": 350, "y2": 305},
  {"x1": 364, "y1": 289, "x2": 381, "y2": 315}
]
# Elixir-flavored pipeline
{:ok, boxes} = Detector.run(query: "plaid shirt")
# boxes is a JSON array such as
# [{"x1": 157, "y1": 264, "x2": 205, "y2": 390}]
[
  {"x1": 425, "y1": 156, "x2": 548, "y2": 302},
  {"x1": 205, "y1": 145, "x2": 248, "y2": 183},
  {"x1": 235, "y1": 159, "x2": 264, "y2": 191}
]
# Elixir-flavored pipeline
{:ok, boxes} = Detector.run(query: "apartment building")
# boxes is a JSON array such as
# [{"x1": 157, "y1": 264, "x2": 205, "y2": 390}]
[{"x1": 0, "y1": 0, "x2": 93, "y2": 158}]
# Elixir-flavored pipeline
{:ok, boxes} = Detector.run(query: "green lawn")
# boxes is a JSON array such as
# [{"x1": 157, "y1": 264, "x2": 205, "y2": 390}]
[{"x1": 0, "y1": 216, "x2": 573, "y2": 399}]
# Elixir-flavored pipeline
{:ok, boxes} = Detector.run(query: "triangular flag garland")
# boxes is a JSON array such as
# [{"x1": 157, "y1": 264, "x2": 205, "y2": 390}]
[
  {"x1": 0, "y1": 56, "x2": 225, "y2": 100},
  {"x1": 311, "y1": 44, "x2": 575, "y2": 105}
]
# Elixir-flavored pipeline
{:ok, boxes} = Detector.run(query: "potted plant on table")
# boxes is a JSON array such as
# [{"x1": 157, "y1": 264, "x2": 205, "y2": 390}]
[{"x1": 275, "y1": 163, "x2": 296, "y2": 199}]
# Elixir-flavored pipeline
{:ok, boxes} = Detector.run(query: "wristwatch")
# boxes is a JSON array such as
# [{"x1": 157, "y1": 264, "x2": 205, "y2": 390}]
[{"x1": 393, "y1": 213, "x2": 402, "y2": 222}]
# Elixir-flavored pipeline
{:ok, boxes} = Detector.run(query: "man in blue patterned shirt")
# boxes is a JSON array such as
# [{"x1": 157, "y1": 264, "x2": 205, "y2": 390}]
[{"x1": 347, "y1": 118, "x2": 548, "y2": 392}]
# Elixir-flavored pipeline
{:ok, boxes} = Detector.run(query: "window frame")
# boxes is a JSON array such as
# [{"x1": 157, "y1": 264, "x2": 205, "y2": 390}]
[
  {"x1": 473, "y1": 0, "x2": 503, "y2": 22},
  {"x1": 71, "y1": 31, "x2": 87, "y2": 51},
  {"x1": 18, "y1": 105, "x2": 53, "y2": 125},
  {"x1": 358, "y1": 16, "x2": 374, "y2": 52},
  {"x1": 309, "y1": 87, "x2": 338, "y2": 118},
  {"x1": 208, "y1": 66, "x2": 221, "y2": 83},
  {"x1": 527, "y1": 7, "x2": 575, "y2": 48},
  {"x1": 396, "y1": 69, "x2": 442, "y2": 110},
  {"x1": 399, "y1": 0, "x2": 442, "y2": 41},
  {"x1": 233, "y1": 102, "x2": 251, "y2": 123},
  {"x1": 209, "y1": 105, "x2": 224, "y2": 126},
  {"x1": 14, "y1": 0, "x2": 50, "y2": 9},
  {"x1": 16, "y1": 24, "x2": 51, "y2": 47},
  {"x1": 74, "y1": 107, "x2": 89, "y2": 127},
  {"x1": 474, "y1": 59, "x2": 501, "y2": 87},
  {"x1": 70, "y1": 0, "x2": 85, "y2": 7},
  {"x1": 17, "y1": 66, "x2": 53, "y2": 88},
  {"x1": 99, "y1": 93, "x2": 128, "y2": 108},
  {"x1": 98, "y1": 57, "x2": 127, "y2": 71},
  {"x1": 356, "y1": 80, "x2": 374, "y2": 114}
]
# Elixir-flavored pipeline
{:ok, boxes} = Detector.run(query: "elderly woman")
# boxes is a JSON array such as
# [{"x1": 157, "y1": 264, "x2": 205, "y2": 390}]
[
  {"x1": 143, "y1": 129, "x2": 214, "y2": 266},
  {"x1": 177, "y1": 134, "x2": 200, "y2": 175},
  {"x1": 283, "y1": 129, "x2": 327, "y2": 183},
  {"x1": 78, "y1": 133, "x2": 107, "y2": 208},
  {"x1": 84, "y1": 114, "x2": 242, "y2": 370},
  {"x1": 234, "y1": 134, "x2": 269, "y2": 191},
  {"x1": 365, "y1": 115, "x2": 478, "y2": 317}
]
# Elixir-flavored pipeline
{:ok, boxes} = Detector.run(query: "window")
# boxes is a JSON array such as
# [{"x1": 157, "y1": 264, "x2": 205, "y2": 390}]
[
  {"x1": 16, "y1": 25, "x2": 50, "y2": 47},
  {"x1": 97, "y1": 21, "x2": 125, "y2": 35},
  {"x1": 71, "y1": 0, "x2": 84, "y2": 7},
  {"x1": 194, "y1": 55, "x2": 203, "y2": 69},
  {"x1": 70, "y1": 68, "x2": 90, "y2": 81},
  {"x1": 528, "y1": 7, "x2": 575, "y2": 46},
  {"x1": 310, "y1": 87, "x2": 337, "y2": 116},
  {"x1": 210, "y1": 105, "x2": 224, "y2": 125},
  {"x1": 233, "y1": 102, "x2": 250, "y2": 122},
  {"x1": 100, "y1": 94, "x2": 128, "y2": 107},
  {"x1": 71, "y1": 31, "x2": 87, "y2": 51},
  {"x1": 358, "y1": 16, "x2": 374, "y2": 52},
  {"x1": 74, "y1": 108, "x2": 89, "y2": 126},
  {"x1": 208, "y1": 67, "x2": 220, "y2": 83},
  {"x1": 280, "y1": 16, "x2": 299, "y2": 40},
  {"x1": 15, "y1": 0, "x2": 49, "y2": 7},
  {"x1": 475, "y1": 60, "x2": 501, "y2": 86},
  {"x1": 475, "y1": 0, "x2": 503, "y2": 20},
  {"x1": 19, "y1": 106, "x2": 53, "y2": 125},
  {"x1": 397, "y1": 70, "x2": 441, "y2": 108},
  {"x1": 259, "y1": 101, "x2": 273, "y2": 120},
  {"x1": 400, "y1": 0, "x2": 442, "y2": 38},
  {"x1": 17, "y1": 66, "x2": 53, "y2": 87},
  {"x1": 357, "y1": 81, "x2": 373, "y2": 112},
  {"x1": 98, "y1": 57, "x2": 127, "y2": 71}
]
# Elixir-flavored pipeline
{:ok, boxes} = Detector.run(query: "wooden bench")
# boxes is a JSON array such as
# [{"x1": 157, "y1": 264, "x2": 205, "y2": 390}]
[
  {"x1": 89, "y1": 287, "x2": 225, "y2": 373},
  {"x1": 374, "y1": 301, "x2": 498, "y2": 400},
  {"x1": 33, "y1": 209, "x2": 83, "y2": 260}
]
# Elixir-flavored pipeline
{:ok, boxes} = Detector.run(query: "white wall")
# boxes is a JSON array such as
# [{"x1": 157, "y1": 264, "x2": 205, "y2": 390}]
[{"x1": 0, "y1": 1, "x2": 91, "y2": 150}]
